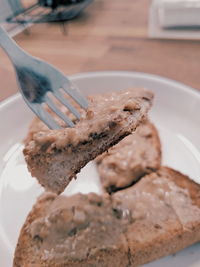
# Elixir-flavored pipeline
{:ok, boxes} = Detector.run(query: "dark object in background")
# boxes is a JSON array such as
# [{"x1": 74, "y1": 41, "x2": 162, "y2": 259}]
[
  {"x1": 39, "y1": 0, "x2": 83, "y2": 9},
  {"x1": 6, "y1": 0, "x2": 92, "y2": 31}
]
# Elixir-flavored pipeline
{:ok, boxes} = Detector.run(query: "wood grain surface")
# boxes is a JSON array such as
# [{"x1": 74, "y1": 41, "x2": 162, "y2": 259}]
[{"x1": 0, "y1": 0, "x2": 200, "y2": 101}]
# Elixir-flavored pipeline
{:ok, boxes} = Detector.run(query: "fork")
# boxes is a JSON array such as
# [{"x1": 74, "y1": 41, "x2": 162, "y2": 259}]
[{"x1": 0, "y1": 26, "x2": 88, "y2": 129}]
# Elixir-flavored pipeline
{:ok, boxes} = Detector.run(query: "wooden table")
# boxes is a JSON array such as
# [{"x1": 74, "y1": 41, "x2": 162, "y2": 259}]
[{"x1": 1, "y1": 0, "x2": 200, "y2": 101}]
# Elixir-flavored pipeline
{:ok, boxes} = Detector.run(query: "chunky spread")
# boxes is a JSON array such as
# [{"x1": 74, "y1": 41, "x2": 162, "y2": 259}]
[
  {"x1": 23, "y1": 87, "x2": 153, "y2": 194},
  {"x1": 14, "y1": 167, "x2": 200, "y2": 267},
  {"x1": 96, "y1": 120, "x2": 161, "y2": 192},
  {"x1": 25, "y1": 88, "x2": 153, "y2": 152}
]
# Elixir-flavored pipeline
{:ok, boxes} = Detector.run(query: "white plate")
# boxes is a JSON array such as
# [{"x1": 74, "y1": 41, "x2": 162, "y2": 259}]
[{"x1": 0, "y1": 71, "x2": 200, "y2": 267}]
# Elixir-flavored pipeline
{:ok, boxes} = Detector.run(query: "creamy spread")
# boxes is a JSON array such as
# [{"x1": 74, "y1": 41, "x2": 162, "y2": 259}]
[
  {"x1": 96, "y1": 120, "x2": 160, "y2": 191},
  {"x1": 29, "y1": 168, "x2": 200, "y2": 263},
  {"x1": 30, "y1": 193, "x2": 128, "y2": 261},
  {"x1": 25, "y1": 88, "x2": 153, "y2": 153},
  {"x1": 113, "y1": 169, "x2": 200, "y2": 232}
]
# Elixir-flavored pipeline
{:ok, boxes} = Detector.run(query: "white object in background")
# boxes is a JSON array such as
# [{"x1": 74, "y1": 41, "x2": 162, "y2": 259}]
[{"x1": 149, "y1": 0, "x2": 200, "y2": 39}]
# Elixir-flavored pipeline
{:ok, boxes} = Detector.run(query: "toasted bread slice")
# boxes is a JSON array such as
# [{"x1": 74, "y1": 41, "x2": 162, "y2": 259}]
[
  {"x1": 24, "y1": 88, "x2": 153, "y2": 194},
  {"x1": 14, "y1": 167, "x2": 200, "y2": 267},
  {"x1": 113, "y1": 167, "x2": 200, "y2": 266},
  {"x1": 96, "y1": 120, "x2": 161, "y2": 193},
  {"x1": 13, "y1": 193, "x2": 129, "y2": 267}
]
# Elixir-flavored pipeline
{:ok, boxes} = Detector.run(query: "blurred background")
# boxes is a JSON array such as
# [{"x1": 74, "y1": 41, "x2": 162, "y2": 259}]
[{"x1": 0, "y1": 0, "x2": 200, "y2": 101}]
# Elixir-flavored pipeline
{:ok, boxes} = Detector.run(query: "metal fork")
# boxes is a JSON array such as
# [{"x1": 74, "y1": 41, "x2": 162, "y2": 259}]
[{"x1": 0, "y1": 26, "x2": 88, "y2": 129}]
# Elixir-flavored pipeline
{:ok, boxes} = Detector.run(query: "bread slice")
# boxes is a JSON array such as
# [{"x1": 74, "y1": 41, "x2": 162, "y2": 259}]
[
  {"x1": 14, "y1": 167, "x2": 200, "y2": 267},
  {"x1": 24, "y1": 88, "x2": 153, "y2": 194},
  {"x1": 13, "y1": 193, "x2": 129, "y2": 267},
  {"x1": 96, "y1": 120, "x2": 161, "y2": 193},
  {"x1": 113, "y1": 167, "x2": 200, "y2": 266}
]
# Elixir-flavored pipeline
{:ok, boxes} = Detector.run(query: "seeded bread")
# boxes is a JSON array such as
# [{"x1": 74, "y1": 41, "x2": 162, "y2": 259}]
[
  {"x1": 96, "y1": 120, "x2": 161, "y2": 193},
  {"x1": 24, "y1": 88, "x2": 153, "y2": 194},
  {"x1": 14, "y1": 167, "x2": 200, "y2": 267}
]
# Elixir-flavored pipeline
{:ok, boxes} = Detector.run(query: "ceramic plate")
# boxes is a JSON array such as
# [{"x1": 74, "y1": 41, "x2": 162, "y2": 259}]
[{"x1": 0, "y1": 71, "x2": 200, "y2": 267}]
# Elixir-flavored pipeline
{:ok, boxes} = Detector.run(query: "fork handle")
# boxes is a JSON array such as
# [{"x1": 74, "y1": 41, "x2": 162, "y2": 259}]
[{"x1": 0, "y1": 26, "x2": 26, "y2": 64}]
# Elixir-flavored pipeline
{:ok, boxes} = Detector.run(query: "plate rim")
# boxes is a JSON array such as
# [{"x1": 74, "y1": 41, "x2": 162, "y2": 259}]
[{"x1": 1, "y1": 70, "x2": 200, "y2": 267}]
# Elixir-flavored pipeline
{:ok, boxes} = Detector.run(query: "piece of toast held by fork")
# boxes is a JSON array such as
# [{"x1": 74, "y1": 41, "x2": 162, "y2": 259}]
[{"x1": 24, "y1": 87, "x2": 153, "y2": 194}]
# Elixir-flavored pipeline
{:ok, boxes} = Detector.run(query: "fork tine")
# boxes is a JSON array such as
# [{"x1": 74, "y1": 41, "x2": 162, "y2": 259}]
[
  {"x1": 53, "y1": 90, "x2": 81, "y2": 120},
  {"x1": 32, "y1": 103, "x2": 62, "y2": 130},
  {"x1": 62, "y1": 84, "x2": 88, "y2": 109},
  {"x1": 45, "y1": 95, "x2": 75, "y2": 127}
]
